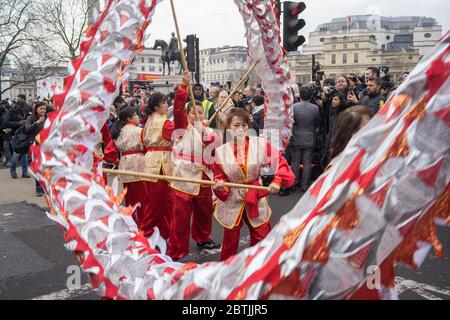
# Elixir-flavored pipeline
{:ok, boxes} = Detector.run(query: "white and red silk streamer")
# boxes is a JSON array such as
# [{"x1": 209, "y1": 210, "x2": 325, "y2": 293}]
[
  {"x1": 233, "y1": 0, "x2": 293, "y2": 147},
  {"x1": 30, "y1": 0, "x2": 449, "y2": 300}
]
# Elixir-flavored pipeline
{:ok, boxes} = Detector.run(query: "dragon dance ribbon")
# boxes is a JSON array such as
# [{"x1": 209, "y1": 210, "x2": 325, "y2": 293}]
[{"x1": 29, "y1": 0, "x2": 449, "y2": 300}]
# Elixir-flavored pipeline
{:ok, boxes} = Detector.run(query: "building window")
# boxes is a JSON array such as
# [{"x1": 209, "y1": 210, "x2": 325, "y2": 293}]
[
  {"x1": 149, "y1": 66, "x2": 155, "y2": 71},
  {"x1": 141, "y1": 58, "x2": 144, "y2": 63},
  {"x1": 355, "y1": 43, "x2": 359, "y2": 49},
  {"x1": 148, "y1": 58, "x2": 155, "y2": 63},
  {"x1": 409, "y1": 56, "x2": 413, "y2": 60},
  {"x1": 424, "y1": 33, "x2": 432, "y2": 38},
  {"x1": 343, "y1": 44, "x2": 347, "y2": 49},
  {"x1": 332, "y1": 44, "x2": 336, "y2": 50},
  {"x1": 354, "y1": 53, "x2": 359, "y2": 63},
  {"x1": 331, "y1": 54, "x2": 336, "y2": 64},
  {"x1": 386, "y1": 35, "x2": 391, "y2": 40},
  {"x1": 372, "y1": 58, "x2": 376, "y2": 62},
  {"x1": 141, "y1": 66, "x2": 145, "y2": 71},
  {"x1": 320, "y1": 37, "x2": 325, "y2": 43},
  {"x1": 343, "y1": 53, "x2": 347, "y2": 64}
]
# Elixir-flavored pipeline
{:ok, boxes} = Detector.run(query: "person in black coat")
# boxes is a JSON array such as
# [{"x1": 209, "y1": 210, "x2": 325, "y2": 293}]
[
  {"x1": 0, "y1": 100, "x2": 10, "y2": 166},
  {"x1": 290, "y1": 85, "x2": 320, "y2": 192},
  {"x1": 24, "y1": 102, "x2": 47, "y2": 196},
  {"x1": 4, "y1": 100, "x2": 31, "y2": 179},
  {"x1": 251, "y1": 95, "x2": 265, "y2": 136}
]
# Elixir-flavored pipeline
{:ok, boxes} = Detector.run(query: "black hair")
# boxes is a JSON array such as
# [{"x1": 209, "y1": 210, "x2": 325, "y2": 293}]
[
  {"x1": 253, "y1": 95, "x2": 265, "y2": 106},
  {"x1": 366, "y1": 67, "x2": 380, "y2": 78},
  {"x1": 300, "y1": 85, "x2": 313, "y2": 101},
  {"x1": 186, "y1": 100, "x2": 204, "y2": 113},
  {"x1": 145, "y1": 92, "x2": 167, "y2": 115},
  {"x1": 113, "y1": 96, "x2": 125, "y2": 106},
  {"x1": 111, "y1": 107, "x2": 137, "y2": 140},
  {"x1": 33, "y1": 101, "x2": 47, "y2": 117},
  {"x1": 323, "y1": 78, "x2": 335, "y2": 87}
]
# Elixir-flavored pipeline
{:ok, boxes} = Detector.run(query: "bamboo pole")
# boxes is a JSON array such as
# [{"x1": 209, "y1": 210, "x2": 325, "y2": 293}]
[
  {"x1": 103, "y1": 168, "x2": 270, "y2": 191},
  {"x1": 207, "y1": 59, "x2": 260, "y2": 127},
  {"x1": 169, "y1": 0, "x2": 200, "y2": 121}
]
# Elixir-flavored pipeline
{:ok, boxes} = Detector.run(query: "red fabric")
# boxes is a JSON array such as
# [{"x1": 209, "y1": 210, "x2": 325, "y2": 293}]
[
  {"x1": 101, "y1": 123, "x2": 111, "y2": 147},
  {"x1": 104, "y1": 140, "x2": 120, "y2": 165},
  {"x1": 140, "y1": 181, "x2": 172, "y2": 239},
  {"x1": 162, "y1": 120, "x2": 175, "y2": 141},
  {"x1": 123, "y1": 181, "x2": 150, "y2": 225},
  {"x1": 173, "y1": 84, "x2": 189, "y2": 130},
  {"x1": 121, "y1": 150, "x2": 145, "y2": 156},
  {"x1": 220, "y1": 214, "x2": 271, "y2": 261},
  {"x1": 168, "y1": 185, "x2": 213, "y2": 259}
]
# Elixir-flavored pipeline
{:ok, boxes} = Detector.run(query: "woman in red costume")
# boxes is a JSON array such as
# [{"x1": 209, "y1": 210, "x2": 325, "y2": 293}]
[
  {"x1": 141, "y1": 90, "x2": 177, "y2": 239},
  {"x1": 104, "y1": 107, "x2": 148, "y2": 227},
  {"x1": 213, "y1": 108, "x2": 295, "y2": 261},
  {"x1": 168, "y1": 71, "x2": 221, "y2": 261}
]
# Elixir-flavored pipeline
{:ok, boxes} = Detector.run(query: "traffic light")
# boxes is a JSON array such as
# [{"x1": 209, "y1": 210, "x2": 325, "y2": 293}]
[
  {"x1": 184, "y1": 34, "x2": 196, "y2": 73},
  {"x1": 283, "y1": 1, "x2": 306, "y2": 52}
]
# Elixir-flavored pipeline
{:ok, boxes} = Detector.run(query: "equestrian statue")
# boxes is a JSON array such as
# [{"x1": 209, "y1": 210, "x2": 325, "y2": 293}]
[{"x1": 153, "y1": 33, "x2": 183, "y2": 76}]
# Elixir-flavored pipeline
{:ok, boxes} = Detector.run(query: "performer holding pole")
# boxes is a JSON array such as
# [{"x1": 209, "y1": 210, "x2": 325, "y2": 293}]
[
  {"x1": 141, "y1": 91, "x2": 175, "y2": 240},
  {"x1": 104, "y1": 108, "x2": 148, "y2": 226},
  {"x1": 168, "y1": 71, "x2": 220, "y2": 260},
  {"x1": 213, "y1": 108, "x2": 295, "y2": 261}
]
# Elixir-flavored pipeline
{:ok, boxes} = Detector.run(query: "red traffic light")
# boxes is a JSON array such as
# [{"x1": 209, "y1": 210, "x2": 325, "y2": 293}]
[
  {"x1": 286, "y1": 2, "x2": 306, "y2": 17},
  {"x1": 282, "y1": 1, "x2": 307, "y2": 52}
]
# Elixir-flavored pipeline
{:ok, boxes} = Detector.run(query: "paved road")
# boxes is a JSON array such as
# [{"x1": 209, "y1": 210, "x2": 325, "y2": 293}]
[{"x1": 0, "y1": 167, "x2": 449, "y2": 300}]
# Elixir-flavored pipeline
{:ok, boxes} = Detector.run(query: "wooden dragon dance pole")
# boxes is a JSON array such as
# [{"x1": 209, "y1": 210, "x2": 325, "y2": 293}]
[{"x1": 103, "y1": 168, "x2": 270, "y2": 191}]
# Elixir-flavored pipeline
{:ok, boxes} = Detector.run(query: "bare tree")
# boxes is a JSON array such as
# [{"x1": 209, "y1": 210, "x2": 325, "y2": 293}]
[
  {"x1": 37, "y1": 0, "x2": 96, "y2": 61},
  {"x1": 0, "y1": 0, "x2": 64, "y2": 97}
]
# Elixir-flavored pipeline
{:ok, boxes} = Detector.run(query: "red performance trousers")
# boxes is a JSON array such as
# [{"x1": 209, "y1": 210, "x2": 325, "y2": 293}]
[
  {"x1": 137, "y1": 180, "x2": 172, "y2": 239},
  {"x1": 168, "y1": 186, "x2": 213, "y2": 259},
  {"x1": 123, "y1": 181, "x2": 149, "y2": 226},
  {"x1": 220, "y1": 213, "x2": 271, "y2": 261}
]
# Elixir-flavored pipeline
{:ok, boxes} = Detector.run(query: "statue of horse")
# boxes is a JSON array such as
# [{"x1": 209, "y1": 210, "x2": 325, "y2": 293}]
[{"x1": 153, "y1": 39, "x2": 183, "y2": 76}]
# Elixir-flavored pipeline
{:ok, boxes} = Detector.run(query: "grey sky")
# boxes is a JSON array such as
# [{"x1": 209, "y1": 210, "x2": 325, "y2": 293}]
[{"x1": 145, "y1": 0, "x2": 449, "y2": 49}]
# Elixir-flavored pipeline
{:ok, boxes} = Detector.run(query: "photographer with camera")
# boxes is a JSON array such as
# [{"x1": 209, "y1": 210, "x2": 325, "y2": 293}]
[{"x1": 347, "y1": 77, "x2": 385, "y2": 114}]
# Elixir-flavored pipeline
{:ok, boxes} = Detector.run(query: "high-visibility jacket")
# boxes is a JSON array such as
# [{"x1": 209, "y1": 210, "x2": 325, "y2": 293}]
[{"x1": 185, "y1": 99, "x2": 214, "y2": 120}]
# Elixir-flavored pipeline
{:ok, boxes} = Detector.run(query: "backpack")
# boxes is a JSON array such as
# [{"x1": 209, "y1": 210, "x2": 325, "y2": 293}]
[{"x1": 11, "y1": 126, "x2": 31, "y2": 154}]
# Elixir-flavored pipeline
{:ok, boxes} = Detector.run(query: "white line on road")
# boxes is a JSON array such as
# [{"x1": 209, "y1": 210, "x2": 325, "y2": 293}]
[
  {"x1": 395, "y1": 276, "x2": 450, "y2": 300},
  {"x1": 31, "y1": 283, "x2": 93, "y2": 300}
]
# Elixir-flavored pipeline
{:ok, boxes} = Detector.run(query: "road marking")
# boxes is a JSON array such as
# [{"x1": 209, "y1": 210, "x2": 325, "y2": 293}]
[
  {"x1": 395, "y1": 276, "x2": 450, "y2": 300},
  {"x1": 31, "y1": 283, "x2": 93, "y2": 300}
]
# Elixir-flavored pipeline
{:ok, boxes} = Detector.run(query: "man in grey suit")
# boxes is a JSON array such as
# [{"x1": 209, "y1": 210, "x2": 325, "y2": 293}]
[{"x1": 290, "y1": 85, "x2": 320, "y2": 191}]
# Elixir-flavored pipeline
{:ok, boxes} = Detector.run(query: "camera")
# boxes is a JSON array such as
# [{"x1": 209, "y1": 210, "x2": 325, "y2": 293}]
[
  {"x1": 310, "y1": 84, "x2": 323, "y2": 104},
  {"x1": 379, "y1": 65, "x2": 391, "y2": 81}
]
